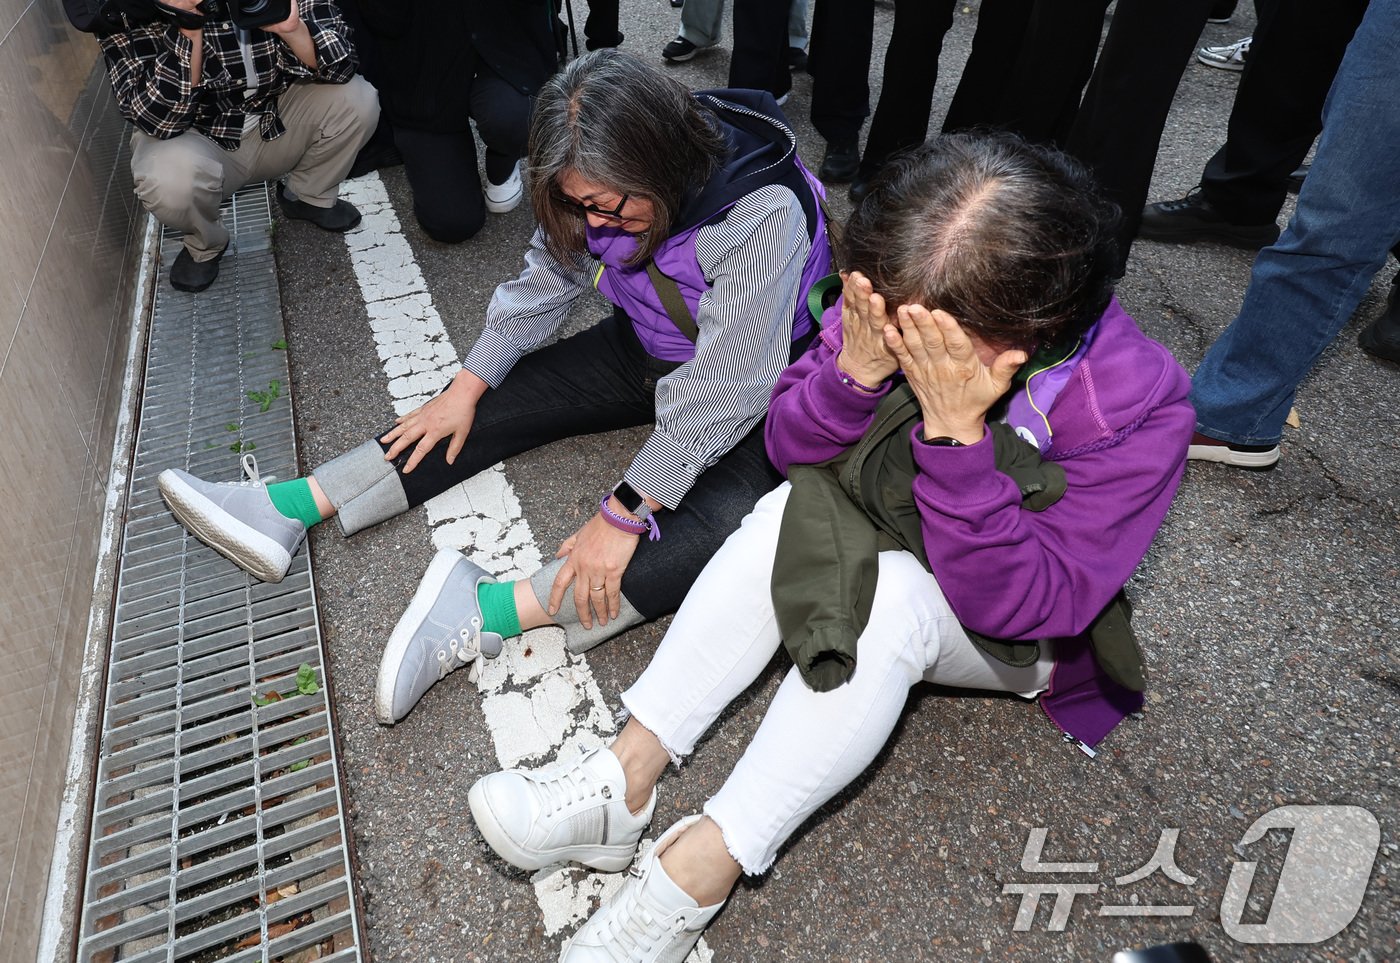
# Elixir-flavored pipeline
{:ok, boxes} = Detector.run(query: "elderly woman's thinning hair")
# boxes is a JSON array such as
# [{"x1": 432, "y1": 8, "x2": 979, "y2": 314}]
[
  {"x1": 529, "y1": 50, "x2": 728, "y2": 267},
  {"x1": 842, "y1": 132, "x2": 1122, "y2": 352}
]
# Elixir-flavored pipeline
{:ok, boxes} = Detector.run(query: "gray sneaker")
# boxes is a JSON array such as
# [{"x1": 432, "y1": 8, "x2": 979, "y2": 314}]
[
  {"x1": 158, "y1": 454, "x2": 306, "y2": 583},
  {"x1": 374, "y1": 549, "x2": 504, "y2": 724}
]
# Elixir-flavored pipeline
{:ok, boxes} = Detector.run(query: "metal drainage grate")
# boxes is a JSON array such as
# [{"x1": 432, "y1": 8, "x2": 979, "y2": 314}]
[{"x1": 77, "y1": 185, "x2": 363, "y2": 963}]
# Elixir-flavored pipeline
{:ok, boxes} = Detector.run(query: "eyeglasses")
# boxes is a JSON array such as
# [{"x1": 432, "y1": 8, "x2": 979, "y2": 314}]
[{"x1": 569, "y1": 193, "x2": 631, "y2": 222}]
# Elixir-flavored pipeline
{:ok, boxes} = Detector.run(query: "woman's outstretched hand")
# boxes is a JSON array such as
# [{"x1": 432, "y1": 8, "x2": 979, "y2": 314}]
[
  {"x1": 549, "y1": 512, "x2": 641, "y2": 629},
  {"x1": 836, "y1": 271, "x2": 900, "y2": 387},
  {"x1": 382, "y1": 368, "x2": 489, "y2": 473},
  {"x1": 885, "y1": 304, "x2": 1027, "y2": 445}
]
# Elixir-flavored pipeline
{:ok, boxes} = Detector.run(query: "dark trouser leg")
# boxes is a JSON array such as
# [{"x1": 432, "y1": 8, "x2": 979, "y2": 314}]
[
  {"x1": 1064, "y1": 0, "x2": 1213, "y2": 273},
  {"x1": 808, "y1": 0, "x2": 875, "y2": 145},
  {"x1": 313, "y1": 313, "x2": 663, "y2": 535},
  {"x1": 584, "y1": 0, "x2": 621, "y2": 47},
  {"x1": 468, "y1": 67, "x2": 532, "y2": 185},
  {"x1": 859, "y1": 0, "x2": 959, "y2": 176},
  {"x1": 527, "y1": 333, "x2": 813, "y2": 653},
  {"x1": 731, "y1": 0, "x2": 793, "y2": 99},
  {"x1": 528, "y1": 417, "x2": 786, "y2": 654},
  {"x1": 618, "y1": 418, "x2": 784, "y2": 623},
  {"x1": 1199, "y1": 0, "x2": 1368, "y2": 224},
  {"x1": 393, "y1": 125, "x2": 486, "y2": 244},
  {"x1": 943, "y1": 0, "x2": 1110, "y2": 143}
]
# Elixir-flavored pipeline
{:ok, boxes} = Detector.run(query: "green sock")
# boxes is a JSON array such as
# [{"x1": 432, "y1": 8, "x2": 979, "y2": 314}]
[
  {"x1": 477, "y1": 580, "x2": 522, "y2": 639},
  {"x1": 265, "y1": 478, "x2": 324, "y2": 529}
]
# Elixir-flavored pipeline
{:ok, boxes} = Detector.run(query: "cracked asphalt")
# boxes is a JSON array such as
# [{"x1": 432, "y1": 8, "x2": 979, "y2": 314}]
[{"x1": 268, "y1": 3, "x2": 1398, "y2": 960}]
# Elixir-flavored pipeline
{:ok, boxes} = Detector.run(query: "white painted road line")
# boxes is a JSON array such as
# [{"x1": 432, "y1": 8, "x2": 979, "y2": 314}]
[{"x1": 336, "y1": 174, "x2": 712, "y2": 955}]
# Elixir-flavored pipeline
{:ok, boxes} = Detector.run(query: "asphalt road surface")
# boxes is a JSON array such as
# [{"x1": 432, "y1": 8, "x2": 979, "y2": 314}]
[{"x1": 268, "y1": 3, "x2": 1398, "y2": 960}]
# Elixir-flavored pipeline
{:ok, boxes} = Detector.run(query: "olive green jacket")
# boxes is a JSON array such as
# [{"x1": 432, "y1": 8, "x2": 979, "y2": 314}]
[{"x1": 772, "y1": 383, "x2": 1144, "y2": 693}]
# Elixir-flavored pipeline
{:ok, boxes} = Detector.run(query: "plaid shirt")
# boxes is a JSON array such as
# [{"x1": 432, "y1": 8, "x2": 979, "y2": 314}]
[{"x1": 99, "y1": 2, "x2": 358, "y2": 151}]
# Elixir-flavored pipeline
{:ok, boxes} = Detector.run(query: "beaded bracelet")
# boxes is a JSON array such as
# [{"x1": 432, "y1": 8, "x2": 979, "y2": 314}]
[{"x1": 599, "y1": 496, "x2": 662, "y2": 541}]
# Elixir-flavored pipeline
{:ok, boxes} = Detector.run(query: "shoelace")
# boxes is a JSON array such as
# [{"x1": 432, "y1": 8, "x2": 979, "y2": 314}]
[
  {"x1": 533, "y1": 759, "x2": 612, "y2": 817},
  {"x1": 1160, "y1": 187, "x2": 1207, "y2": 213},
  {"x1": 435, "y1": 625, "x2": 482, "y2": 679},
  {"x1": 234, "y1": 453, "x2": 278, "y2": 488},
  {"x1": 592, "y1": 870, "x2": 686, "y2": 961}
]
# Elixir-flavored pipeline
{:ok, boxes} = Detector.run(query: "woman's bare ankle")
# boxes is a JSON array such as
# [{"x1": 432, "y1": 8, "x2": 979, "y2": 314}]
[
  {"x1": 610, "y1": 718, "x2": 670, "y2": 815},
  {"x1": 658, "y1": 817, "x2": 740, "y2": 907}
]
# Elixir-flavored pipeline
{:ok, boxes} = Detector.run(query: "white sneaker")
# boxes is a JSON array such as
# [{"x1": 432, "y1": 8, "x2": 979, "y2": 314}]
[
  {"x1": 561, "y1": 815, "x2": 724, "y2": 963},
  {"x1": 468, "y1": 748, "x2": 655, "y2": 872},
  {"x1": 485, "y1": 161, "x2": 524, "y2": 214},
  {"x1": 1197, "y1": 36, "x2": 1251, "y2": 71}
]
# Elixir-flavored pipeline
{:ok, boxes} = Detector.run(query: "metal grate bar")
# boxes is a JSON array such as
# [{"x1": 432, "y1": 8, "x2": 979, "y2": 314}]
[{"x1": 77, "y1": 185, "x2": 363, "y2": 963}]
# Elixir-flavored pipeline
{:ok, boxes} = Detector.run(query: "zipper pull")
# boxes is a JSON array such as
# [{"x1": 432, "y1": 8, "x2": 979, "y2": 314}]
[{"x1": 1062, "y1": 732, "x2": 1097, "y2": 758}]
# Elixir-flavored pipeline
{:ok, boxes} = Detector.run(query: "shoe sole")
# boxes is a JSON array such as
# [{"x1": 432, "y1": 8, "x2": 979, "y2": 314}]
[
  {"x1": 1187, "y1": 442, "x2": 1279, "y2": 470},
  {"x1": 374, "y1": 548, "x2": 472, "y2": 725},
  {"x1": 1138, "y1": 221, "x2": 1279, "y2": 250},
  {"x1": 1196, "y1": 52, "x2": 1245, "y2": 70},
  {"x1": 158, "y1": 470, "x2": 293, "y2": 582},
  {"x1": 466, "y1": 778, "x2": 639, "y2": 873},
  {"x1": 484, "y1": 187, "x2": 523, "y2": 214}
]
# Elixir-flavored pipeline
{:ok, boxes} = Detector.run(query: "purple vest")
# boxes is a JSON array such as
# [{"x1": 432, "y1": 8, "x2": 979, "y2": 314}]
[{"x1": 587, "y1": 160, "x2": 833, "y2": 362}]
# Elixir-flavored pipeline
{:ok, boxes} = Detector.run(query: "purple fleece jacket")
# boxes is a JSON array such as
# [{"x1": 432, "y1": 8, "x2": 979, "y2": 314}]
[{"x1": 765, "y1": 297, "x2": 1195, "y2": 746}]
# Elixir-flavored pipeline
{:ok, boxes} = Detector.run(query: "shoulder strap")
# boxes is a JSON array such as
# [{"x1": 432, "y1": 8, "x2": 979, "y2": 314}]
[{"x1": 645, "y1": 259, "x2": 700, "y2": 344}]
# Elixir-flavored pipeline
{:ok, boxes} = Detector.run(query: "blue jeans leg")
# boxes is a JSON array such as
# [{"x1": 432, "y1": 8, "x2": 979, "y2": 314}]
[{"x1": 1189, "y1": 0, "x2": 1400, "y2": 446}]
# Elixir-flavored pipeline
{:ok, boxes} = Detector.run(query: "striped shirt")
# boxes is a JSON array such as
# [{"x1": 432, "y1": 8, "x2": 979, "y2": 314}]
[
  {"x1": 99, "y1": 3, "x2": 357, "y2": 151},
  {"x1": 463, "y1": 184, "x2": 813, "y2": 509}
]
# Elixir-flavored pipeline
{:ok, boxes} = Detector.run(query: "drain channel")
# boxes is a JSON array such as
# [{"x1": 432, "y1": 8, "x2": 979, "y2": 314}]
[{"x1": 76, "y1": 185, "x2": 363, "y2": 963}]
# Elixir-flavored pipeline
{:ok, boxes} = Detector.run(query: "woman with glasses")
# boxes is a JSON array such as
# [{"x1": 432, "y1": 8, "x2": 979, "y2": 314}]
[
  {"x1": 467, "y1": 134, "x2": 1195, "y2": 959},
  {"x1": 157, "y1": 49, "x2": 832, "y2": 725}
]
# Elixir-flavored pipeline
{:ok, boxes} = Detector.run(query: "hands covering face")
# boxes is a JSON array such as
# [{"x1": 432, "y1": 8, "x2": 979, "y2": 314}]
[{"x1": 840, "y1": 272, "x2": 1028, "y2": 445}]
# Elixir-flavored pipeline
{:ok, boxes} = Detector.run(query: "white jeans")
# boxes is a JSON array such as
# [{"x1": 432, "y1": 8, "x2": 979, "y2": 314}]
[{"x1": 621, "y1": 482, "x2": 1054, "y2": 875}]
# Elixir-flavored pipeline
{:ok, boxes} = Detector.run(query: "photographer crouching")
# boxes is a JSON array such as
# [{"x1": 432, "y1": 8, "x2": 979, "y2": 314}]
[{"x1": 86, "y1": 0, "x2": 378, "y2": 291}]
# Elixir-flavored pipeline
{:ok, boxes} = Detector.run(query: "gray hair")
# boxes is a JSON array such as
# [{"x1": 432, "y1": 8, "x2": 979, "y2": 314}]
[
  {"x1": 528, "y1": 50, "x2": 728, "y2": 267},
  {"x1": 842, "y1": 132, "x2": 1121, "y2": 351}
]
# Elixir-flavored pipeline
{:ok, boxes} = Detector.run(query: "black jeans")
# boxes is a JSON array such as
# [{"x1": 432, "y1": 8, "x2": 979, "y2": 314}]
[
  {"x1": 393, "y1": 66, "x2": 531, "y2": 244},
  {"x1": 378, "y1": 313, "x2": 809, "y2": 620}
]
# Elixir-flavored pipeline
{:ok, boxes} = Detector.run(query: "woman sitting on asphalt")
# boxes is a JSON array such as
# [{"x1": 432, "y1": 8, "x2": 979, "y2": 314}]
[
  {"x1": 466, "y1": 133, "x2": 1196, "y2": 961},
  {"x1": 157, "y1": 49, "x2": 831, "y2": 725}
]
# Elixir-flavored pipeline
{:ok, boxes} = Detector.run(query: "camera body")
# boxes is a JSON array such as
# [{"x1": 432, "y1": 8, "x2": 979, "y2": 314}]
[
  {"x1": 201, "y1": 0, "x2": 293, "y2": 31},
  {"x1": 64, "y1": 0, "x2": 291, "y2": 34}
]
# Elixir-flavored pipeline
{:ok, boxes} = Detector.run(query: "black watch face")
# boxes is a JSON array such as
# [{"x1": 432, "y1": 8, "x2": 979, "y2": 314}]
[{"x1": 614, "y1": 481, "x2": 643, "y2": 512}]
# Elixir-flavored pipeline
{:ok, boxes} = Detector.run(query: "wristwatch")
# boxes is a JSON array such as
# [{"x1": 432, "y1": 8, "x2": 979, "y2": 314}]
[{"x1": 612, "y1": 481, "x2": 654, "y2": 521}]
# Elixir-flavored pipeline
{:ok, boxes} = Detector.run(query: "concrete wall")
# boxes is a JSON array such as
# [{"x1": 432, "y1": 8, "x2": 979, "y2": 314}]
[{"x1": 0, "y1": 1, "x2": 142, "y2": 959}]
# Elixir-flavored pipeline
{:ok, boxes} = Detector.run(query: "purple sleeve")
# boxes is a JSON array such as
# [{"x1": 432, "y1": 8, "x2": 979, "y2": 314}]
[
  {"x1": 765, "y1": 306, "x2": 891, "y2": 474},
  {"x1": 910, "y1": 370, "x2": 1195, "y2": 642}
]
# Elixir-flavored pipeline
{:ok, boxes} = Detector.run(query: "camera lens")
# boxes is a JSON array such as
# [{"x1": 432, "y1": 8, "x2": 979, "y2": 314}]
[{"x1": 240, "y1": 0, "x2": 268, "y2": 12}]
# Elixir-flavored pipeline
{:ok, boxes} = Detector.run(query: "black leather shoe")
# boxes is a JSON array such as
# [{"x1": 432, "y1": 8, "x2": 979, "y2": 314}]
[
  {"x1": 276, "y1": 182, "x2": 362, "y2": 232},
  {"x1": 1138, "y1": 190, "x2": 1280, "y2": 250},
  {"x1": 169, "y1": 244, "x2": 226, "y2": 293},
  {"x1": 819, "y1": 141, "x2": 860, "y2": 183},
  {"x1": 1358, "y1": 276, "x2": 1400, "y2": 364},
  {"x1": 585, "y1": 30, "x2": 624, "y2": 50},
  {"x1": 1285, "y1": 162, "x2": 1309, "y2": 195},
  {"x1": 848, "y1": 161, "x2": 885, "y2": 204}
]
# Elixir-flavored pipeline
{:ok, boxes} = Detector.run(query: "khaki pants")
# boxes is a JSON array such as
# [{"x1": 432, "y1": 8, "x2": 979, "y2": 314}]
[{"x1": 130, "y1": 76, "x2": 379, "y2": 260}]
